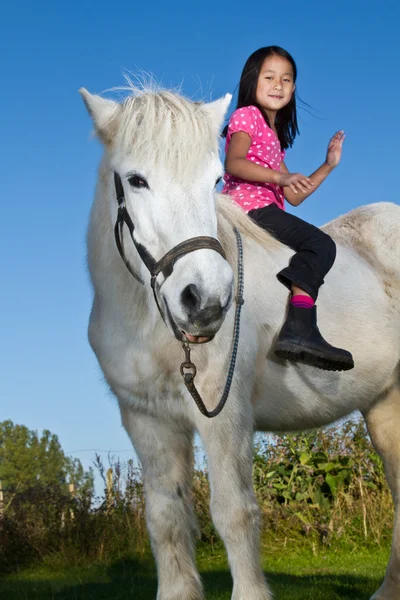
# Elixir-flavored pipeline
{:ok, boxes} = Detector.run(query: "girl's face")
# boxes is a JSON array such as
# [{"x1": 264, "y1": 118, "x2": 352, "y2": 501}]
[{"x1": 255, "y1": 55, "x2": 295, "y2": 114}]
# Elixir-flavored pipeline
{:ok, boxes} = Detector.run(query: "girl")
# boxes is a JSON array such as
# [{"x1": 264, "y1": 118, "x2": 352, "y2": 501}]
[{"x1": 222, "y1": 46, "x2": 354, "y2": 372}]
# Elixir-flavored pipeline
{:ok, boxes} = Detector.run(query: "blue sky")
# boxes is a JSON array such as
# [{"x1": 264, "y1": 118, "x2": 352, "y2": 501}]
[{"x1": 1, "y1": 0, "x2": 399, "y2": 489}]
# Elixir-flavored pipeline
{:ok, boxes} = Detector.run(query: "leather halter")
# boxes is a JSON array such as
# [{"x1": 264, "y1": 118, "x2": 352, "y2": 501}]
[{"x1": 113, "y1": 171, "x2": 227, "y2": 318}]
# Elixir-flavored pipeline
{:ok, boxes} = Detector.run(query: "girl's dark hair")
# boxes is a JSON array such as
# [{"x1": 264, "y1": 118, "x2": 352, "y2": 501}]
[{"x1": 222, "y1": 46, "x2": 299, "y2": 149}]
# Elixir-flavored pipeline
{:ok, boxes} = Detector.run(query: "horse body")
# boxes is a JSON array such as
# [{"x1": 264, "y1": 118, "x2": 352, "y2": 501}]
[
  {"x1": 250, "y1": 246, "x2": 399, "y2": 431},
  {"x1": 82, "y1": 85, "x2": 400, "y2": 600}
]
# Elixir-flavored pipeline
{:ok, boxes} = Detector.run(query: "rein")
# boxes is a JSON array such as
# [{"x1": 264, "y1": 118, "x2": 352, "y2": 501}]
[
  {"x1": 113, "y1": 171, "x2": 244, "y2": 418},
  {"x1": 180, "y1": 227, "x2": 244, "y2": 418}
]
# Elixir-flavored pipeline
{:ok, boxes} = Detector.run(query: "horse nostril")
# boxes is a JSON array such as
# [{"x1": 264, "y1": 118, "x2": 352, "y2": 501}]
[{"x1": 181, "y1": 284, "x2": 201, "y2": 314}]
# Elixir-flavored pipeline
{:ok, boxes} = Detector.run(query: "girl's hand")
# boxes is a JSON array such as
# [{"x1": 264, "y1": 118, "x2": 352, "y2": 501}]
[
  {"x1": 277, "y1": 172, "x2": 314, "y2": 194},
  {"x1": 325, "y1": 130, "x2": 345, "y2": 168}
]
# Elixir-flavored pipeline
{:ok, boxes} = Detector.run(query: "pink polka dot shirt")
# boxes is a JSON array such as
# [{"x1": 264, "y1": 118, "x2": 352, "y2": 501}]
[{"x1": 222, "y1": 105, "x2": 285, "y2": 212}]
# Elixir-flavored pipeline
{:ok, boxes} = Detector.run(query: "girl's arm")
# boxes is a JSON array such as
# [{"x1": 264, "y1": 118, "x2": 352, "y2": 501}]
[
  {"x1": 283, "y1": 131, "x2": 345, "y2": 207},
  {"x1": 281, "y1": 161, "x2": 334, "y2": 206},
  {"x1": 225, "y1": 132, "x2": 314, "y2": 193}
]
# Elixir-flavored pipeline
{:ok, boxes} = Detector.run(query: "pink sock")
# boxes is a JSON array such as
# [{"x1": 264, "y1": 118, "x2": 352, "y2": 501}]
[{"x1": 291, "y1": 294, "x2": 315, "y2": 309}]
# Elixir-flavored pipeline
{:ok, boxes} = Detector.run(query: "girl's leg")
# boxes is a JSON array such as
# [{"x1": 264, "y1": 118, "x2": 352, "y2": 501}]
[
  {"x1": 248, "y1": 205, "x2": 354, "y2": 372},
  {"x1": 248, "y1": 204, "x2": 336, "y2": 299}
]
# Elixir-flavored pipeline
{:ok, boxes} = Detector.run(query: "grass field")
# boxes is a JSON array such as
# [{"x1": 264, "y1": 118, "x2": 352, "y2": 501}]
[{"x1": 0, "y1": 545, "x2": 390, "y2": 599}]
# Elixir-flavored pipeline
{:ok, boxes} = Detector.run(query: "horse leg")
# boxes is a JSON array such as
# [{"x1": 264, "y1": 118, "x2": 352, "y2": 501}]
[
  {"x1": 363, "y1": 384, "x2": 400, "y2": 600},
  {"x1": 198, "y1": 412, "x2": 272, "y2": 600},
  {"x1": 120, "y1": 405, "x2": 203, "y2": 600}
]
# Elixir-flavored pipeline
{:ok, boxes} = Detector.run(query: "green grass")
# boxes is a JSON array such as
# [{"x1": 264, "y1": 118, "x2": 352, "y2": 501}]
[{"x1": 0, "y1": 546, "x2": 390, "y2": 599}]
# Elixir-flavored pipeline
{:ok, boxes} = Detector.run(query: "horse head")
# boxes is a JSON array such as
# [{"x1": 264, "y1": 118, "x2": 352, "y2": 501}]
[{"x1": 80, "y1": 87, "x2": 234, "y2": 343}]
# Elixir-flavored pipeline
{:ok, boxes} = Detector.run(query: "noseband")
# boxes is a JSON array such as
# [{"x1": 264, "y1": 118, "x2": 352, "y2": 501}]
[{"x1": 112, "y1": 171, "x2": 244, "y2": 418}]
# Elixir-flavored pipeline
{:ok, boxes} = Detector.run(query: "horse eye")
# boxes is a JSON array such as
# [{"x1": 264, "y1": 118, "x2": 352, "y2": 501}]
[
  {"x1": 215, "y1": 177, "x2": 222, "y2": 187},
  {"x1": 128, "y1": 174, "x2": 149, "y2": 189}
]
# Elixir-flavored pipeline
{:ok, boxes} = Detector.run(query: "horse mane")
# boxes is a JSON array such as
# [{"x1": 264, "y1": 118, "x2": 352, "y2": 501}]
[{"x1": 113, "y1": 83, "x2": 218, "y2": 180}]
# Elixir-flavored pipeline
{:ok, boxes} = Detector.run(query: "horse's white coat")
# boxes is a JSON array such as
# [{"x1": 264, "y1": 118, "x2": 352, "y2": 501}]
[{"x1": 81, "y1": 85, "x2": 400, "y2": 600}]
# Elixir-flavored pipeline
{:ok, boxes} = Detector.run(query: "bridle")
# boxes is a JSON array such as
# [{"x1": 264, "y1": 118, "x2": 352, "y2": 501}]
[
  {"x1": 113, "y1": 171, "x2": 244, "y2": 418},
  {"x1": 114, "y1": 171, "x2": 226, "y2": 287}
]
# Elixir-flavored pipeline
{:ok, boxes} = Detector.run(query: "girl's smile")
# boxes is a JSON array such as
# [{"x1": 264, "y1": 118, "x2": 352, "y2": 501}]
[{"x1": 256, "y1": 54, "x2": 295, "y2": 117}]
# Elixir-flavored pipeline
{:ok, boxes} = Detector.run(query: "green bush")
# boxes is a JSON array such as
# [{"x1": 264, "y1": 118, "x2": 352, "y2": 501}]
[{"x1": 0, "y1": 420, "x2": 394, "y2": 573}]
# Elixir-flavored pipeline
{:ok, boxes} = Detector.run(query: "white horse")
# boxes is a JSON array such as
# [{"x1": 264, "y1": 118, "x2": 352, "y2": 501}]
[{"x1": 80, "y1": 85, "x2": 400, "y2": 600}]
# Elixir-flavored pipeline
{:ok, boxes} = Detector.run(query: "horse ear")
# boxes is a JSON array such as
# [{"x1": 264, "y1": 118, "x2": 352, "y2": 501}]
[
  {"x1": 203, "y1": 94, "x2": 232, "y2": 132},
  {"x1": 79, "y1": 88, "x2": 120, "y2": 145}
]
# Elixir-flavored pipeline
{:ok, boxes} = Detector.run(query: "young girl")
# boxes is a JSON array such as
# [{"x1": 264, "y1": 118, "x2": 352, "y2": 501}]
[{"x1": 222, "y1": 46, "x2": 354, "y2": 372}]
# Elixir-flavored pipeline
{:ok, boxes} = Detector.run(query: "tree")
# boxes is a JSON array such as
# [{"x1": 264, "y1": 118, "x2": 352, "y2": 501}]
[{"x1": 0, "y1": 420, "x2": 93, "y2": 504}]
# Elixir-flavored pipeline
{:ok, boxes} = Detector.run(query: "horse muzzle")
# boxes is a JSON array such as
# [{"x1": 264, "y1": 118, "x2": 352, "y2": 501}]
[{"x1": 165, "y1": 286, "x2": 232, "y2": 344}]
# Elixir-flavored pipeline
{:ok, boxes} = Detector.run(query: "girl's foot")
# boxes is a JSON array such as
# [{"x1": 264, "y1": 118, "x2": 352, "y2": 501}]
[{"x1": 274, "y1": 304, "x2": 354, "y2": 371}]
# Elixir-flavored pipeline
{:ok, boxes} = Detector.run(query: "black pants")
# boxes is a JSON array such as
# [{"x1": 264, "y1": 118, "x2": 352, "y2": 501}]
[{"x1": 248, "y1": 204, "x2": 336, "y2": 301}]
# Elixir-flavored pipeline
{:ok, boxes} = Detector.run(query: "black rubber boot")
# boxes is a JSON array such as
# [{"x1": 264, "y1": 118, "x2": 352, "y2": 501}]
[{"x1": 274, "y1": 304, "x2": 354, "y2": 371}]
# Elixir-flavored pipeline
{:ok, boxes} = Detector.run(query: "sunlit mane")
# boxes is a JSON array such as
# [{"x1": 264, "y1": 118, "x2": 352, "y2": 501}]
[{"x1": 114, "y1": 84, "x2": 218, "y2": 179}]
